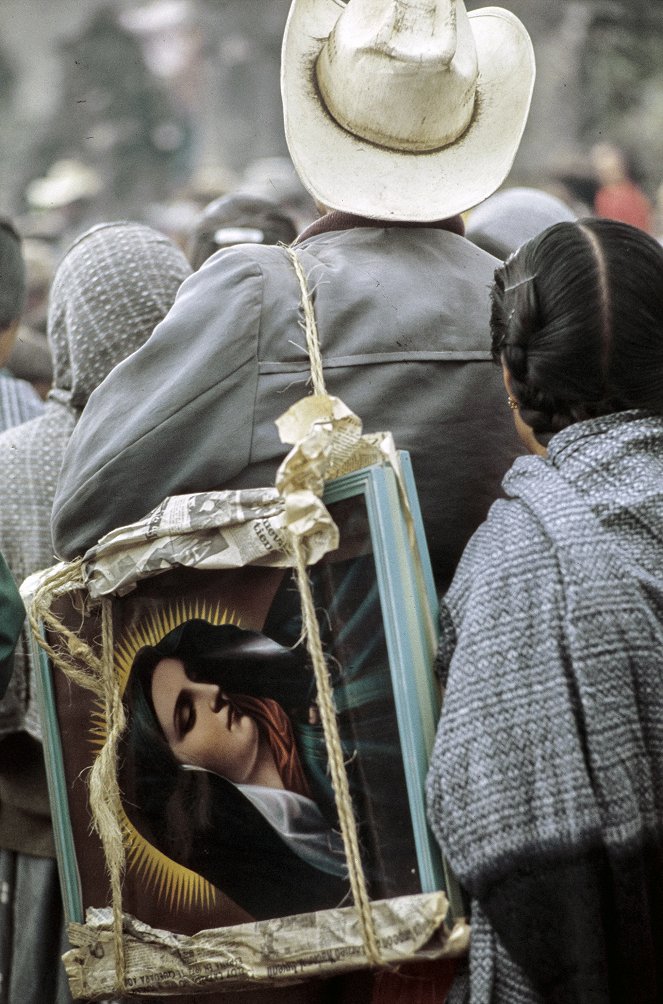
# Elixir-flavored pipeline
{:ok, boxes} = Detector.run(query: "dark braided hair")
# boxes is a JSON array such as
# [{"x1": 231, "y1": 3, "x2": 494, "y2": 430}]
[{"x1": 490, "y1": 218, "x2": 663, "y2": 439}]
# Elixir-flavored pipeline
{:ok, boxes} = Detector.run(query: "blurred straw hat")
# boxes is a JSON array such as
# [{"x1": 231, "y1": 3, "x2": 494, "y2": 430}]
[
  {"x1": 281, "y1": 0, "x2": 535, "y2": 221},
  {"x1": 26, "y1": 160, "x2": 102, "y2": 210}
]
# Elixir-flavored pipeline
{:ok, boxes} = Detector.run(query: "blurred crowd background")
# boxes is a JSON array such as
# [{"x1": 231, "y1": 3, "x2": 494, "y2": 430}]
[
  {"x1": 0, "y1": 5, "x2": 661, "y2": 1001},
  {"x1": 2, "y1": 0, "x2": 663, "y2": 390}
]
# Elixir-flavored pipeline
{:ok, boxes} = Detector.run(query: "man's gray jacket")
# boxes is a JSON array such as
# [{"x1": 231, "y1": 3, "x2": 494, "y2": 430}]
[{"x1": 51, "y1": 216, "x2": 523, "y2": 589}]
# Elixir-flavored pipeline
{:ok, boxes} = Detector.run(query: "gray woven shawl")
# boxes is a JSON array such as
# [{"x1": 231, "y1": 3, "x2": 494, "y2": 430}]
[
  {"x1": 427, "y1": 410, "x2": 663, "y2": 1003},
  {"x1": 0, "y1": 222, "x2": 191, "y2": 741}
]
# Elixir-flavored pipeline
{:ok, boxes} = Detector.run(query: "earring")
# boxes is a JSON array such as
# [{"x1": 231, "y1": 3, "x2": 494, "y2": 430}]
[{"x1": 507, "y1": 395, "x2": 519, "y2": 411}]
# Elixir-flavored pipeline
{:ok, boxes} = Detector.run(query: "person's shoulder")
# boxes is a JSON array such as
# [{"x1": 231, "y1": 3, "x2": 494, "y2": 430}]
[
  {"x1": 0, "y1": 402, "x2": 43, "y2": 444},
  {"x1": 0, "y1": 371, "x2": 44, "y2": 417},
  {"x1": 0, "y1": 417, "x2": 34, "y2": 452},
  {"x1": 391, "y1": 225, "x2": 501, "y2": 267},
  {"x1": 197, "y1": 240, "x2": 291, "y2": 274},
  {"x1": 444, "y1": 493, "x2": 554, "y2": 619},
  {"x1": 188, "y1": 241, "x2": 294, "y2": 305},
  {"x1": 297, "y1": 224, "x2": 499, "y2": 288},
  {"x1": 0, "y1": 409, "x2": 64, "y2": 479},
  {"x1": 468, "y1": 493, "x2": 550, "y2": 568},
  {"x1": 437, "y1": 493, "x2": 554, "y2": 683}
]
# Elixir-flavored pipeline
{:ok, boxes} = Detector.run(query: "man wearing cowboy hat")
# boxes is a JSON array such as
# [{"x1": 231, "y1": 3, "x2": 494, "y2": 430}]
[
  {"x1": 50, "y1": 1, "x2": 534, "y2": 998},
  {"x1": 52, "y1": 0, "x2": 535, "y2": 600}
]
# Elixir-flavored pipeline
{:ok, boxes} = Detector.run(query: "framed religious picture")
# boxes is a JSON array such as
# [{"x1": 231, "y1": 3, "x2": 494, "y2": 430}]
[{"x1": 30, "y1": 454, "x2": 448, "y2": 940}]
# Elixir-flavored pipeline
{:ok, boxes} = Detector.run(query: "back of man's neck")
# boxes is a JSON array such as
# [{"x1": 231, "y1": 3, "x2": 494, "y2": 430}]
[{"x1": 296, "y1": 209, "x2": 465, "y2": 243}]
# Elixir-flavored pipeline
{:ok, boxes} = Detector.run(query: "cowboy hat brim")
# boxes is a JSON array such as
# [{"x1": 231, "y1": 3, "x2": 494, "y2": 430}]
[{"x1": 281, "y1": 2, "x2": 535, "y2": 221}]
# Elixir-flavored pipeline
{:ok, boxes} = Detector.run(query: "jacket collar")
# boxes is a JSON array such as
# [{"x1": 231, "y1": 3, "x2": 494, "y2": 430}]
[{"x1": 295, "y1": 209, "x2": 465, "y2": 244}]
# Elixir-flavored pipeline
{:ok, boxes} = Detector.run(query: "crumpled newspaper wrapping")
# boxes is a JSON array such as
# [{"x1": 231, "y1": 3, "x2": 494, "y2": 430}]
[
  {"x1": 64, "y1": 892, "x2": 470, "y2": 999},
  {"x1": 31, "y1": 392, "x2": 453, "y2": 1001},
  {"x1": 82, "y1": 395, "x2": 399, "y2": 598}
]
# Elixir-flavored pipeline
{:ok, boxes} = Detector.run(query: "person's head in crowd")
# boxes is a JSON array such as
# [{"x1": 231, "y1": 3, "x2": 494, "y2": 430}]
[
  {"x1": 25, "y1": 159, "x2": 102, "y2": 234},
  {"x1": 239, "y1": 157, "x2": 317, "y2": 232},
  {"x1": 549, "y1": 160, "x2": 598, "y2": 218},
  {"x1": 47, "y1": 221, "x2": 191, "y2": 410},
  {"x1": 186, "y1": 193, "x2": 298, "y2": 270},
  {"x1": 4, "y1": 238, "x2": 56, "y2": 399},
  {"x1": 0, "y1": 216, "x2": 27, "y2": 365},
  {"x1": 7, "y1": 328, "x2": 53, "y2": 400},
  {"x1": 281, "y1": 0, "x2": 535, "y2": 222},
  {"x1": 491, "y1": 219, "x2": 663, "y2": 454},
  {"x1": 591, "y1": 142, "x2": 635, "y2": 188},
  {"x1": 466, "y1": 186, "x2": 576, "y2": 261},
  {"x1": 590, "y1": 143, "x2": 653, "y2": 233},
  {"x1": 654, "y1": 180, "x2": 663, "y2": 241},
  {"x1": 21, "y1": 239, "x2": 56, "y2": 335},
  {"x1": 182, "y1": 163, "x2": 239, "y2": 211}
]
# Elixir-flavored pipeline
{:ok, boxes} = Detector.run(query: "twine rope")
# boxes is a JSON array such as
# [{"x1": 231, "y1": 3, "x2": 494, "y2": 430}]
[
  {"x1": 287, "y1": 248, "x2": 327, "y2": 397},
  {"x1": 286, "y1": 246, "x2": 383, "y2": 966},
  {"x1": 27, "y1": 560, "x2": 101, "y2": 693},
  {"x1": 89, "y1": 597, "x2": 126, "y2": 989},
  {"x1": 290, "y1": 536, "x2": 382, "y2": 966},
  {"x1": 28, "y1": 564, "x2": 127, "y2": 990}
]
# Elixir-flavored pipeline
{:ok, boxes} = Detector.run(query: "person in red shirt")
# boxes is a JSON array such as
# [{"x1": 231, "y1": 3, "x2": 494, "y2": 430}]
[{"x1": 591, "y1": 142, "x2": 653, "y2": 233}]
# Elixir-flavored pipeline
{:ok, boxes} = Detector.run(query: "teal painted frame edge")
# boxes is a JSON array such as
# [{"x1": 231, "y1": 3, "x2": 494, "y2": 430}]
[
  {"x1": 323, "y1": 451, "x2": 445, "y2": 893},
  {"x1": 31, "y1": 628, "x2": 85, "y2": 924},
  {"x1": 389, "y1": 453, "x2": 467, "y2": 919}
]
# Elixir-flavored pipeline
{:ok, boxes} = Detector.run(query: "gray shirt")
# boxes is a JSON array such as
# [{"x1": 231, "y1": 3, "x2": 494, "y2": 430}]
[{"x1": 52, "y1": 219, "x2": 523, "y2": 589}]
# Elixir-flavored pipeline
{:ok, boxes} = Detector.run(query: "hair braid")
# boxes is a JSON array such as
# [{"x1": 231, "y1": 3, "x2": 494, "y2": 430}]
[{"x1": 491, "y1": 218, "x2": 663, "y2": 439}]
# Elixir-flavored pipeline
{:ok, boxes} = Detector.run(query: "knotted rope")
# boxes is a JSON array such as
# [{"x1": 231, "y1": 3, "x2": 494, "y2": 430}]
[
  {"x1": 28, "y1": 562, "x2": 127, "y2": 991},
  {"x1": 285, "y1": 253, "x2": 468, "y2": 943},
  {"x1": 286, "y1": 247, "x2": 383, "y2": 966},
  {"x1": 287, "y1": 248, "x2": 327, "y2": 398}
]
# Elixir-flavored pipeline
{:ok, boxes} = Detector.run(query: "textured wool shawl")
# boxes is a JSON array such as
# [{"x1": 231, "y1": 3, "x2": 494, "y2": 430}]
[
  {"x1": 0, "y1": 222, "x2": 191, "y2": 743},
  {"x1": 0, "y1": 369, "x2": 43, "y2": 431},
  {"x1": 427, "y1": 410, "x2": 663, "y2": 1003}
]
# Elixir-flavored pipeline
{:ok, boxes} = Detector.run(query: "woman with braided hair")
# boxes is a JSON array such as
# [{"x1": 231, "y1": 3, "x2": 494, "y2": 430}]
[
  {"x1": 490, "y1": 217, "x2": 663, "y2": 451},
  {"x1": 427, "y1": 219, "x2": 663, "y2": 1003}
]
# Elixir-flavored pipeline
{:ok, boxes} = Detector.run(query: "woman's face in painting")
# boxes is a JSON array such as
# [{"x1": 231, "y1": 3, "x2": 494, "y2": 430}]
[{"x1": 151, "y1": 657, "x2": 262, "y2": 785}]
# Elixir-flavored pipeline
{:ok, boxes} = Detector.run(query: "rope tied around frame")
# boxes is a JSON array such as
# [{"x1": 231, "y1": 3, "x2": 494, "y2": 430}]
[
  {"x1": 28, "y1": 561, "x2": 128, "y2": 991},
  {"x1": 285, "y1": 246, "x2": 384, "y2": 967}
]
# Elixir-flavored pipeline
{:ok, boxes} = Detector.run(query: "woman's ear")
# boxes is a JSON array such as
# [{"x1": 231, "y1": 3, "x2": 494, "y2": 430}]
[
  {"x1": 501, "y1": 359, "x2": 516, "y2": 400},
  {"x1": 500, "y1": 358, "x2": 548, "y2": 458}
]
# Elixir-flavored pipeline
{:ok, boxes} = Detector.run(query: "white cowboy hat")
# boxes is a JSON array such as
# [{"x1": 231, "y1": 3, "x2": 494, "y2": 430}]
[{"x1": 281, "y1": 0, "x2": 535, "y2": 221}]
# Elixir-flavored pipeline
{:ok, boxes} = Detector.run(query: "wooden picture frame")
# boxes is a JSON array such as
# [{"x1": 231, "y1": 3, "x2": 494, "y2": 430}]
[{"x1": 31, "y1": 454, "x2": 447, "y2": 936}]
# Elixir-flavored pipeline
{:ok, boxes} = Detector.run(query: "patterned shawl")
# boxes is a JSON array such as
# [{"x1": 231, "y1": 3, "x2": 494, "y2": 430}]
[
  {"x1": 427, "y1": 410, "x2": 663, "y2": 1003},
  {"x1": 0, "y1": 369, "x2": 43, "y2": 431},
  {"x1": 0, "y1": 222, "x2": 191, "y2": 741}
]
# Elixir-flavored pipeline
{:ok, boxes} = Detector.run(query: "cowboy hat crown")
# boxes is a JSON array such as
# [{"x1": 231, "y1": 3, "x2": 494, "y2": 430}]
[
  {"x1": 317, "y1": 0, "x2": 479, "y2": 153},
  {"x1": 282, "y1": 0, "x2": 536, "y2": 221}
]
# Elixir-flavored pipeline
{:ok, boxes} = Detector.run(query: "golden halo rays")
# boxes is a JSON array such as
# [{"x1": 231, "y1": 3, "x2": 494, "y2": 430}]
[{"x1": 91, "y1": 598, "x2": 241, "y2": 912}]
